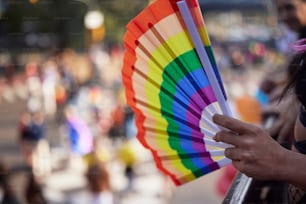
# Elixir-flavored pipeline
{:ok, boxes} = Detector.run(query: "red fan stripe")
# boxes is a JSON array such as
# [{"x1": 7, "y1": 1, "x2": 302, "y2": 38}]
[
  {"x1": 122, "y1": 0, "x2": 207, "y2": 186},
  {"x1": 123, "y1": 53, "x2": 182, "y2": 185},
  {"x1": 124, "y1": 0, "x2": 202, "y2": 50}
]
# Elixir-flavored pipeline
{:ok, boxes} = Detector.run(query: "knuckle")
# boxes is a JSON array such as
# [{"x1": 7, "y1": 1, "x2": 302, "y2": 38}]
[
  {"x1": 222, "y1": 118, "x2": 231, "y2": 127},
  {"x1": 224, "y1": 148, "x2": 232, "y2": 158},
  {"x1": 250, "y1": 126, "x2": 262, "y2": 135},
  {"x1": 243, "y1": 138, "x2": 255, "y2": 148},
  {"x1": 215, "y1": 131, "x2": 221, "y2": 137},
  {"x1": 219, "y1": 130, "x2": 228, "y2": 136},
  {"x1": 214, "y1": 132, "x2": 221, "y2": 141},
  {"x1": 215, "y1": 130, "x2": 227, "y2": 140},
  {"x1": 240, "y1": 152, "x2": 253, "y2": 161}
]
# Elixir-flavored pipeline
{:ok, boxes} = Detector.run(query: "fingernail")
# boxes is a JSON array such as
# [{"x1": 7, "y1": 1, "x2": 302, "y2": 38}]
[{"x1": 212, "y1": 114, "x2": 221, "y2": 121}]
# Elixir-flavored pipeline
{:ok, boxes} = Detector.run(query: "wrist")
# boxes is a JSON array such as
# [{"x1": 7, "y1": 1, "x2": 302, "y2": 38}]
[
  {"x1": 275, "y1": 148, "x2": 294, "y2": 181},
  {"x1": 278, "y1": 149, "x2": 306, "y2": 184}
]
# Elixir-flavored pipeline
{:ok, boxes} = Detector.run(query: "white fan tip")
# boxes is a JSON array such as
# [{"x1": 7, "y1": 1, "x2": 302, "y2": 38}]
[
  {"x1": 209, "y1": 149, "x2": 225, "y2": 157},
  {"x1": 200, "y1": 128, "x2": 215, "y2": 138},
  {"x1": 217, "y1": 157, "x2": 232, "y2": 167},
  {"x1": 204, "y1": 138, "x2": 233, "y2": 149}
]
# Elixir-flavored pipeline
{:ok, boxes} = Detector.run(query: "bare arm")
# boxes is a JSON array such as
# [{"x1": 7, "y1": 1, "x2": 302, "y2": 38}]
[
  {"x1": 213, "y1": 114, "x2": 306, "y2": 191},
  {"x1": 281, "y1": 148, "x2": 306, "y2": 191}
]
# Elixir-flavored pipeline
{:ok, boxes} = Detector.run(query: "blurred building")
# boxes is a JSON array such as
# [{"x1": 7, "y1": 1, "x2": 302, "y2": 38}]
[{"x1": 199, "y1": 0, "x2": 277, "y2": 44}]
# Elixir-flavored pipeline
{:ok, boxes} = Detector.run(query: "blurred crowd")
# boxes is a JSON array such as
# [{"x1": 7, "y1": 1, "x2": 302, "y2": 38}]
[
  {"x1": 0, "y1": 45, "x2": 158, "y2": 204},
  {"x1": 0, "y1": 1, "x2": 301, "y2": 202},
  {"x1": 0, "y1": 31, "x2": 293, "y2": 202}
]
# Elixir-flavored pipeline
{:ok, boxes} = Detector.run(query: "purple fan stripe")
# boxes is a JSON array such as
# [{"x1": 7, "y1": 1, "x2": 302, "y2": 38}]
[
  {"x1": 187, "y1": 86, "x2": 217, "y2": 165},
  {"x1": 177, "y1": 1, "x2": 232, "y2": 117}
]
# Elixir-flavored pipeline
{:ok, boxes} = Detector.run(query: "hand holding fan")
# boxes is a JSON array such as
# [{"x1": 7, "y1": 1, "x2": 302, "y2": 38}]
[{"x1": 122, "y1": 0, "x2": 233, "y2": 185}]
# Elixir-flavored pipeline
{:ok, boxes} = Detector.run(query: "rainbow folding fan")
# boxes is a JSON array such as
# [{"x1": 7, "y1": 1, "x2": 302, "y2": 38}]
[{"x1": 122, "y1": 0, "x2": 233, "y2": 185}]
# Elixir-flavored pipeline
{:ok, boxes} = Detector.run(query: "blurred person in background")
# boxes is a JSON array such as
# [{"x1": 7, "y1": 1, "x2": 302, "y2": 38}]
[
  {"x1": 85, "y1": 163, "x2": 114, "y2": 204},
  {"x1": 18, "y1": 110, "x2": 49, "y2": 180},
  {"x1": 122, "y1": 106, "x2": 137, "y2": 140},
  {"x1": 18, "y1": 111, "x2": 46, "y2": 165},
  {"x1": 4, "y1": 63, "x2": 15, "y2": 86},
  {"x1": 64, "y1": 106, "x2": 93, "y2": 170},
  {"x1": 214, "y1": 39, "x2": 306, "y2": 203},
  {"x1": 41, "y1": 59, "x2": 59, "y2": 118},
  {"x1": 54, "y1": 83, "x2": 67, "y2": 123},
  {"x1": 24, "y1": 173, "x2": 47, "y2": 204},
  {"x1": 116, "y1": 138, "x2": 137, "y2": 193},
  {"x1": 18, "y1": 110, "x2": 33, "y2": 165},
  {"x1": 277, "y1": 0, "x2": 306, "y2": 38},
  {"x1": 82, "y1": 136, "x2": 112, "y2": 170},
  {"x1": 0, "y1": 161, "x2": 19, "y2": 204},
  {"x1": 260, "y1": 0, "x2": 306, "y2": 146},
  {"x1": 31, "y1": 111, "x2": 50, "y2": 180},
  {"x1": 108, "y1": 103, "x2": 125, "y2": 142},
  {"x1": 242, "y1": 0, "x2": 306, "y2": 202},
  {"x1": 25, "y1": 61, "x2": 43, "y2": 113},
  {"x1": 30, "y1": 111, "x2": 46, "y2": 146}
]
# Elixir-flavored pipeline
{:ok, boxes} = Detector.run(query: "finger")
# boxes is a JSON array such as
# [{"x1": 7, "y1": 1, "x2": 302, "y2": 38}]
[
  {"x1": 214, "y1": 130, "x2": 241, "y2": 147},
  {"x1": 213, "y1": 114, "x2": 253, "y2": 134},
  {"x1": 224, "y1": 147, "x2": 241, "y2": 161}
]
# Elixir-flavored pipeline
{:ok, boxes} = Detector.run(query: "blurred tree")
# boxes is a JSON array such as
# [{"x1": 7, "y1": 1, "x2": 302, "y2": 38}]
[
  {"x1": 97, "y1": 0, "x2": 147, "y2": 45},
  {"x1": 0, "y1": 0, "x2": 147, "y2": 50},
  {"x1": 29, "y1": 0, "x2": 40, "y2": 4},
  {"x1": 2, "y1": 0, "x2": 87, "y2": 51},
  {"x1": 52, "y1": 0, "x2": 87, "y2": 50}
]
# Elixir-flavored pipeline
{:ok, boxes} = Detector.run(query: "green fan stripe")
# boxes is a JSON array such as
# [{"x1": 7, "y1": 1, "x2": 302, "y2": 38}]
[{"x1": 160, "y1": 49, "x2": 205, "y2": 176}]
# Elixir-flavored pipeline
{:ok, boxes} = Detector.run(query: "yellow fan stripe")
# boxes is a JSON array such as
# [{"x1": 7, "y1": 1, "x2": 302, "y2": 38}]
[
  {"x1": 132, "y1": 13, "x2": 197, "y2": 182},
  {"x1": 131, "y1": 9, "x2": 215, "y2": 182}
]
